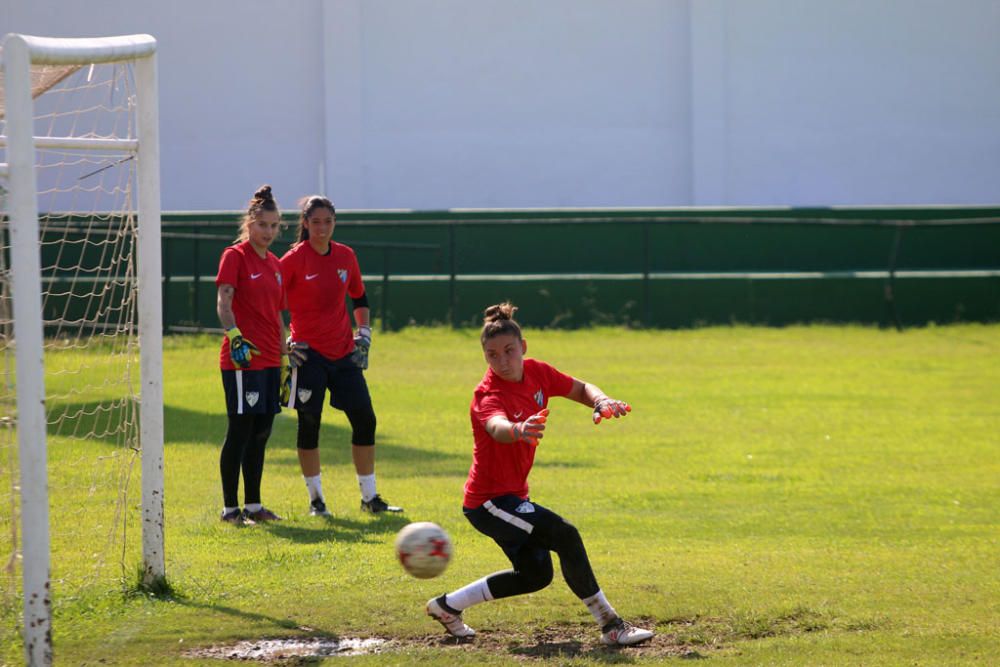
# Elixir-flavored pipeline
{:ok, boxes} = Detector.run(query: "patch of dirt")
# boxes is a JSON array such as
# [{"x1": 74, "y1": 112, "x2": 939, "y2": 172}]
[
  {"x1": 184, "y1": 619, "x2": 711, "y2": 662},
  {"x1": 418, "y1": 619, "x2": 710, "y2": 661},
  {"x1": 185, "y1": 637, "x2": 394, "y2": 661}
]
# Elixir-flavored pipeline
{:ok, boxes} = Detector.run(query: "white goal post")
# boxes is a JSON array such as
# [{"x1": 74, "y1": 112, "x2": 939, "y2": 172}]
[{"x1": 0, "y1": 33, "x2": 163, "y2": 666}]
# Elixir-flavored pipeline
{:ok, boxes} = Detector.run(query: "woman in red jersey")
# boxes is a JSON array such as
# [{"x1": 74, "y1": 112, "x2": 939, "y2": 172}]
[
  {"x1": 425, "y1": 303, "x2": 654, "y2": 647},
  {"x1": 215, "y1": 185, "x2": 286, "y2": 525},
  {"x1": 279, "y1": 195, "x2": 402, "y2": 516}
]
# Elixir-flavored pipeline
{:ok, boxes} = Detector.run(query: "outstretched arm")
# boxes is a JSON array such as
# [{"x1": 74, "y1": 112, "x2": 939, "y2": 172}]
[{"x1": 566, "y1": 379, "x2": 631, "y2": 424}]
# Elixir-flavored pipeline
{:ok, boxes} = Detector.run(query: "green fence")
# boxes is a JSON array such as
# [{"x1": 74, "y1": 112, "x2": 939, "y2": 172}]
[{"x1": 160, "y1": 206, "x2": 1000, "y2": 331}]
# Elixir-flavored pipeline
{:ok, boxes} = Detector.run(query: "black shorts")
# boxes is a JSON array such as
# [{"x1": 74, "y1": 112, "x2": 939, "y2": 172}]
[
  {"x1": 221, "y1": 367, "x2": 281, "y2": 416},
  {"x1": 464, "y1": 495, "x2": 565, "y2": 562},
  {"x1": 284, "y1": 347, "x2": 372, "y2": 414}
]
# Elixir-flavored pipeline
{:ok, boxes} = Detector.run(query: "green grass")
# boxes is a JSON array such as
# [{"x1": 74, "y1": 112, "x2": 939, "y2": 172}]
[{"x1": 2, "y1": 324, "x2": 999, "y2": 664}]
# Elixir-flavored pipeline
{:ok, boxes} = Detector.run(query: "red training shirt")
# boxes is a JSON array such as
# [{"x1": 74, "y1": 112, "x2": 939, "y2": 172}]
[
  {"x1": 215, "y1": 241, "x2": 283, "y2": 370},
  {"x1": 463, "y1": 358, "x2": 575, "y2": 508},
  {"x1": 280, "y1": 240, "x2": 365, "y2": 360}
]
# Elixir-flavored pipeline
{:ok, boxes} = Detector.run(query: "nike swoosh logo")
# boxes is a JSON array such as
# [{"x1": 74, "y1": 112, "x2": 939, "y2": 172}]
[
  {"x1": 513, "y1": 411, "x2": 523, "y2": 419},
  {"x1": 305, "y1": 273, "x2": 319, "y2": 280},
  {"x1": 250, "y1": 272, "x2": 262, "y2": 279}
]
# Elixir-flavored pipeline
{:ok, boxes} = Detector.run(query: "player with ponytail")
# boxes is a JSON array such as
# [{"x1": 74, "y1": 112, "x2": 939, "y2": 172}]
[
  {"x1": 279, "y1": 195, "x2": 402, "y2": 516},
  {"x1": 215, "y1": 185, "x2": 286, "y2": 525},
  {"x1": 425, "y1": 302, "x2": 653, "y2": 646}
]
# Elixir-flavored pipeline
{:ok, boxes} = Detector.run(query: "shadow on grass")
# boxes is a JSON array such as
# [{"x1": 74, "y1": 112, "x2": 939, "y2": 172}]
[
  {"x1": 170, "y1": 595, "x2": 304, "y2": 633},
  {"x1": 259, "y1": 513, "x2": 410, "y2": 545},
  {"x1": 162, "y1": 402, "x2": 471, "y2": 476},
  {"x1": 508, "y1": 639, "x2": 640, "y2": 663}
]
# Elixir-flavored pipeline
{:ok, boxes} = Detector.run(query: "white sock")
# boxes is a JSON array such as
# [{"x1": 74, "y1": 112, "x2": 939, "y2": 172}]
[
  {"x1": 445, "y1": 577, "x2": 494, "y2": 612},
  {"x1": 582, "y1": 590, "x2": 618, "y2": 628},
  {"x1": 223, "y1": 506, "x2": 239, "y2": 515},
  {"x1": 244, "y1": 502, "x2": 262, "y2": 513},
  {"x1": 357, "y1": 473, "x2": 377, "y2": 502},
  {"x1": 305, "y1": 474, "x2": 323, "y2": 501}
]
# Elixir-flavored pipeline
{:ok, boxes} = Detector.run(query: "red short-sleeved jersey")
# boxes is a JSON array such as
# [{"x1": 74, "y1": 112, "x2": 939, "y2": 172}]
[
  {"x1": 463, "y1": 358, "x2": 575, "y2": 508},
  {"x1": 215, "y1": 241, "x2": 283, "y2": 370},
  {"x1": 280, "y1": 240, "x2": 365, "y2": 361}
]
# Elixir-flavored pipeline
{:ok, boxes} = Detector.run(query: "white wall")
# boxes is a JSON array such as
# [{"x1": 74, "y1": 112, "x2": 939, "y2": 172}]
[
  {"x1": 695, "y1": 0, "x2": 1000, "y2": 206},
  {"x1": 3, "y1": 0, "x2": 999, "y2": 209},
  {"x1": 1, "y1": 0, "x2": 326, "y2": 211},
  {"x1": 324, "y1": 1, "x2": 691, "y2": 208}
]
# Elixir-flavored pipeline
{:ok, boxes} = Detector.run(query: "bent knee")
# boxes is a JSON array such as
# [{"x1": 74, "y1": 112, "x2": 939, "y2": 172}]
[
  {"x1": 347, "y1": 408, "x2": 376, "y2": 446},
  {"x1": 296, "y1": 411, "x2": 321, "y2": 450}
]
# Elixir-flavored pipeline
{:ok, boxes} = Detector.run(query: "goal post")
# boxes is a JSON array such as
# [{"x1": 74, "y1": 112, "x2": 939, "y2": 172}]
[{"x1": 0, "y1": 33, "x2": 163, "y2": 666}]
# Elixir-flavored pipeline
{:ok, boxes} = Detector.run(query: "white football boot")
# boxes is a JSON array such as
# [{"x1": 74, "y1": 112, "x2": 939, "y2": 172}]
[
  {"x1": 600, "y1": 618, "x2": 654, "y2": 646},
  {"x1": 426, "y1": 596, "x2": 476, "y2": 638}
]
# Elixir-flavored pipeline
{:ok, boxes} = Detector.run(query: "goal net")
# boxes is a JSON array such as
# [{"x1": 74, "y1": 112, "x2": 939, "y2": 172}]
[{"x1": 0, "y1": 34, "x2": 163, "y2": 665}]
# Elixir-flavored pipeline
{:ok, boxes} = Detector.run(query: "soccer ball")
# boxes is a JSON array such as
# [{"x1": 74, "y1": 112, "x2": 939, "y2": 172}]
[{"x1": 395, "y1": 521, "x2": 452, "y2": 579}]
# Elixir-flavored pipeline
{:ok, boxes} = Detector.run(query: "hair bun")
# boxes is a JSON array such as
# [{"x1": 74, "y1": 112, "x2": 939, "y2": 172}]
[
  {"x1": 484, "y1": 302, "x2": 517, "y2": 323},
  {"x1": 254, "y1": 185, "x2": 273, "y2": 202}
]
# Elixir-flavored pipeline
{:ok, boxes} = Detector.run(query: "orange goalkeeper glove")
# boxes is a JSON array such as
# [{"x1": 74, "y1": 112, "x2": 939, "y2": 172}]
[
  {"x1": 593, "y1": 397, "x2": 631, "y2": 424},
  {"x1": 510, "y1": 408, "x2": 549, "y2": 446}
]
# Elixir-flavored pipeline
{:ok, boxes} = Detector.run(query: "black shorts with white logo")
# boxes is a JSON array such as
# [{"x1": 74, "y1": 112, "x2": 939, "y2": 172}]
[
  {"x1": 221, "y1": 367, "x2": 281, "y2": 416},
  {"x1": 464, "y1": 495, "x2": 565, "y2": 562},
  {"x1": 283, "y1": 347, "x2": 372, "y2": 414}
]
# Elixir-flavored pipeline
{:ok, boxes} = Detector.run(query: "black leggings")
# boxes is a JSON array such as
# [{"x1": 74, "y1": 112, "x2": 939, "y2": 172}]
[
  {"x1": 465, "y1": 497, "x2": 600, "y2": 601},
  {"x1": 295, "y1": 407, "x2": 377, "y2": 449},
  {"x1": 220, "y1": 412, "x2": 275, "y2": 507}
]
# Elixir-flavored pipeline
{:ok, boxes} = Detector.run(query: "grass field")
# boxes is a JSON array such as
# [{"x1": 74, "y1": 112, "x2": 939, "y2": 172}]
[{"x1": 2, "y1": 324, "x2": 999, "y2": 665}]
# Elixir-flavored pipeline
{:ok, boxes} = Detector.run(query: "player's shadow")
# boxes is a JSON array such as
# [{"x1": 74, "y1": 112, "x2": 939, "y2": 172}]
[
  {"x1": 170, "y1": 596, "x2": 303, "y2": 631},
  {"x1": 508, "y1": 641, "x2": 642, "y2": 663},
  {"x1": 162, "y1": 403, "x2": 469, "y2": 476},
  {"x1": 46, "y1": 399, "x2": 575, "y2": 479},
  {"x1": 260, "y1": 513, "x2": 409, "y2": 545}
]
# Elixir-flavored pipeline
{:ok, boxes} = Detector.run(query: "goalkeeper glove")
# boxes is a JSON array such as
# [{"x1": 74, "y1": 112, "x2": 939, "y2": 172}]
[
  {"x1": 286, "y1": 338, "x2": 309, "y2": 368},
  {"x1": 226, "y1": 327, "x2": 259, "y2": 369},
  {"x1": 351, "y1": 325, "x2": 372, "y2": 370},
  {"x1": 509, "y1": 408, "x2": 549, "y2": 446},
  {"x1": 593, "y1": 397, "x2": 631, "y2": 424},
  {"x1": 279, "y1": 357, "x2": 292, "y2": 405}
]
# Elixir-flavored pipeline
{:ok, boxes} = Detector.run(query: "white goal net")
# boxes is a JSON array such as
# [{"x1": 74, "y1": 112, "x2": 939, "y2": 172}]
[{"x1": 0, "y1": 34, "x2": 163, "y2": 665}]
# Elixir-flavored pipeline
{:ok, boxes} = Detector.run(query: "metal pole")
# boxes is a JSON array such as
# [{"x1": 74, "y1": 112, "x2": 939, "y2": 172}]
[
  {"x1": 4, "y1": 33, "x2": 54, "y2": 667},
  {"x1": 642, "y1": 222, "x2": 651, "y2": 327},
  {"x1": 381, "y1": 247, "x2": 389, "y2": 333},
  {"x1": 449, "y1": 224, "x2": 457, "y2": 328},
  {"x1": 135, "y1": 47, "x2": 166, "y2": 583}
]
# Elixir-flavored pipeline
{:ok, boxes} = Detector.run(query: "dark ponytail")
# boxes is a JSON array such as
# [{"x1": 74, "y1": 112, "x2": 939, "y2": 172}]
[{"x1": 296, "y1": 194, "x2": 336, "y2": 243}]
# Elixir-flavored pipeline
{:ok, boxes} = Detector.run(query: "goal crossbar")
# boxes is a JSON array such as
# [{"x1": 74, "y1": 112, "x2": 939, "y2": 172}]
[{"x1": 7, "y1": 33, "x2": 156, "y2": 65}]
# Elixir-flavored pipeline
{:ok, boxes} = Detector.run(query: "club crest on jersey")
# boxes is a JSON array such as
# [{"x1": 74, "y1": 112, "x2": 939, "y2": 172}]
[
  {"x1": 515, "y1": 501, "x2": 535, "y2": 514},
  {"x1": 338, "y1": 269, "x2": 348, "y2": 283},
  {"x1": 297, "y1": 388, "x2": 313, "y2": 403},
  {"x1": 245, "y1": 391, "x2": 259, "y2": 407},
  {"x1": 534, "y1": 390, "x2": 544, "y2": 407}
]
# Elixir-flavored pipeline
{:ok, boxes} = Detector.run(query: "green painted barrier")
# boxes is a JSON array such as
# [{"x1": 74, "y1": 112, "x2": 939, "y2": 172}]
[{"x1": 32, "y1": 207, "x2": 1000, "y2": 331}]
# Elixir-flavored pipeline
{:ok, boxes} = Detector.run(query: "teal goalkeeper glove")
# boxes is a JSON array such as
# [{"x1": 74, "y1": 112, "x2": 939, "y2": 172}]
[
  {"x1": 226, "y1": 327, "x2": 259, "y2": 369},
  {"x1": 351, "y1": 325, "x2": 371, "y2": 370}
]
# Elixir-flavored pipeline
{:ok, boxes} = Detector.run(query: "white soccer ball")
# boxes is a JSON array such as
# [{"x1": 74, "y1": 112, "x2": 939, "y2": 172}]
[{"x1": 395, "y1": 521, "x2": 452, "y2": 579}]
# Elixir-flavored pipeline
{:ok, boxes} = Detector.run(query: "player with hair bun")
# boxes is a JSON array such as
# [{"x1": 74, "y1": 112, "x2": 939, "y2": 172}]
[
  {"x1": 215, "y1": 185, "x2": 286, "y2": 525},
  {"x1": 426, "y1": 302, "x2": 654, "y2": 646},
  {"x1": 279, "y1": 195, "x2": 402, "y2": 516}
]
